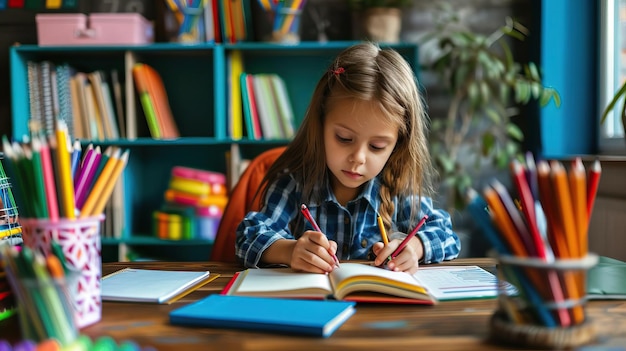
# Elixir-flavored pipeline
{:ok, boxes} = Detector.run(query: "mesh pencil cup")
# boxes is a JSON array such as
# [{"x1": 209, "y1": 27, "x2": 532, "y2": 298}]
[
  {"x1": 21, "y1": 215, "x2": 104, "y2": 328},
  {"x1": 490, "y1": 253, "x2": 598, "y2": 349},
  {"x1": 271, "y1": 7, "x2": 302, "y2": 44},
  {"x1": 0, "y1": 154, "x2": 22, "y2": 246}
]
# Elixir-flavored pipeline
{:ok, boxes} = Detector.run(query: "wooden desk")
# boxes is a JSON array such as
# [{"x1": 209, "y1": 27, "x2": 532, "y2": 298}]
[{"x1": 5, "y1": 259, "x2": 626, "y2": 350}]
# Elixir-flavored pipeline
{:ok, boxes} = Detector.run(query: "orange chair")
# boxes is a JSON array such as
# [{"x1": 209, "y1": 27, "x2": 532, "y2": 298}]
[{"x1": 210, "y1": 147, "x2": 286, "y2": 262}]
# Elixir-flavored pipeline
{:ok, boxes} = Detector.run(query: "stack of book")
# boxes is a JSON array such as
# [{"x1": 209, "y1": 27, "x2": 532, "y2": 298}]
[{"x1": 153, "y1": 166, "x2": 228, "y2": 241}]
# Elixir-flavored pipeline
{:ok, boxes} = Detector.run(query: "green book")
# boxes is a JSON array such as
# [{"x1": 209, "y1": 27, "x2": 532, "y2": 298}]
[{"x1": 587, "y1": 256, "x2": 626, "y2": 300}]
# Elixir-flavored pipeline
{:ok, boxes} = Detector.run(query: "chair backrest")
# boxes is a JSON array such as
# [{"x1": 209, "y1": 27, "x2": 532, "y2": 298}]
[{"x1": 210, "y1": 147, "x2": 286, "y2": 262}]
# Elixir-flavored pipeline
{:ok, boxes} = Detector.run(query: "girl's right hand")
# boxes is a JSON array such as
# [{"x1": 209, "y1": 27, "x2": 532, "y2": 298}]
[{"x1": 290, "y1": 230, "x2": 338, "y2": 273}]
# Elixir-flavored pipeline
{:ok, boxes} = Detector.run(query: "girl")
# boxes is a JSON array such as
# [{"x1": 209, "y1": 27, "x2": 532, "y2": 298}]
[{"x1": 236, "y1": 42, "x2": 461, "y2": 274}]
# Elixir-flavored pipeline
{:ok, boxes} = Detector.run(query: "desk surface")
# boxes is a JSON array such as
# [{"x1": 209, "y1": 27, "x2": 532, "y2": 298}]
[
  {"x1": 79, "y1": 258, "x2": 626, "y2": 351},
  {"x1": 3, "y1": 259, "x2": 626, "y2": 350}
]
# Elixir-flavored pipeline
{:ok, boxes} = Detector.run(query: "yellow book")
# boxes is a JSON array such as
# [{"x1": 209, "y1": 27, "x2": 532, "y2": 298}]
[{"x1": 229, "y1": 50, "x2": 244, "y2": 139}]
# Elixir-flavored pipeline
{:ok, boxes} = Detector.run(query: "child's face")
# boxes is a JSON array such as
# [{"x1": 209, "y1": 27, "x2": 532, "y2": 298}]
[{"x1": 323, "y1": 98, "x2": 399, "y2": 204}]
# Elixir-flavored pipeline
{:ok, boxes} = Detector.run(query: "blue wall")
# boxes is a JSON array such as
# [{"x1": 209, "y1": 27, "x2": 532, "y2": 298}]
[{"x1": 540, "y1": 0, "x2": 598, "y2": 157}]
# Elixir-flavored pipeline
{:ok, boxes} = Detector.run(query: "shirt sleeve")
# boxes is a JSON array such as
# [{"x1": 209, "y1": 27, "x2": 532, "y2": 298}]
[
  {"x1": 395, "y1": 196, "x2": 461, "y2": 263},
  {"x1": 235, "y1": 175, "x2": 301, "y2": 268}
]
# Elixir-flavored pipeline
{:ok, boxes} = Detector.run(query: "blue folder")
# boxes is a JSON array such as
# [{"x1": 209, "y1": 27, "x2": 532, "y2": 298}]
[{"x1": 169, "y1": 294, "x2": 356, "y2": 338}]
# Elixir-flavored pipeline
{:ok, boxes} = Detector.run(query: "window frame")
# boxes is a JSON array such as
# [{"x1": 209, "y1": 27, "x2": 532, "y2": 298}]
[{"x1": 599, "y1": 0, "x2": 626, "y2": 155}]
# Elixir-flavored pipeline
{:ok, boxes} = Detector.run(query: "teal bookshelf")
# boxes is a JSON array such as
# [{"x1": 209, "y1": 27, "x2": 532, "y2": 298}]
[{"x1": 9, "y1": 41, "x2": 419, "y2": 262}]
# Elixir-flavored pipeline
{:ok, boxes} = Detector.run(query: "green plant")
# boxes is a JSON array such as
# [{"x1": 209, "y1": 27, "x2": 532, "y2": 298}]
[
  {"x1": 420, "y1": 7, "x2": 561, "y2": 211},
  {"x1": 348, "y1": 0, "x2": 412, "y2": 11},
  {"x1": 600, "y1": 81, "x2": 626, "y2": 127}
]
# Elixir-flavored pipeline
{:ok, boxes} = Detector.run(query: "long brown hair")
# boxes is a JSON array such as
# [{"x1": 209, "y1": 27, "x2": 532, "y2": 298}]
[{"x1": 257, "y1": 42, "x2": 435, "y2": 231}]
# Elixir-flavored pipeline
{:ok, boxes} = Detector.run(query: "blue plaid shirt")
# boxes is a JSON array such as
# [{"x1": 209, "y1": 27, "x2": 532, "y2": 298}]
[{"x1": 235, "y1": 174, "x2": 461, "y2": 268}]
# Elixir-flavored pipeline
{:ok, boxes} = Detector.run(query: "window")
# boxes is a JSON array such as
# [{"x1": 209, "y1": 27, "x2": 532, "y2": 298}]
[{"x1": 600, "y1": 0, "x2": 626, "y2": 153}]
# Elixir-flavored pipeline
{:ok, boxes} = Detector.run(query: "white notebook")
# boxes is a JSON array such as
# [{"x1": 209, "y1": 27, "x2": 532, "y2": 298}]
[{"x1": 101, "y1": 268, "x2": 215, "y2": 304}]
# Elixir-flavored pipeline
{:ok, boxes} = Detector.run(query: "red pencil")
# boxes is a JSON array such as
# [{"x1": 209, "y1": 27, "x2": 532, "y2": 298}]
[
  {"x1": 300, "y1": 204, "x2": 340, "y2": 267},
  {"x1": 510, "y1": 160, "x2": 545, "y2": 259},
  {"x1": 390, "y1": 215, "x2": 428, "y2": 259},
  {"x1": 586, "y1": 159, "x2": 601, "y2": 219}
]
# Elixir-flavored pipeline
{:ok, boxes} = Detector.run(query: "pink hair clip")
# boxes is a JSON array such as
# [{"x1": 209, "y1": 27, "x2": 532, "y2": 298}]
[{"x1": 331, "y1": 67, "x2": 345, "y2": 76}]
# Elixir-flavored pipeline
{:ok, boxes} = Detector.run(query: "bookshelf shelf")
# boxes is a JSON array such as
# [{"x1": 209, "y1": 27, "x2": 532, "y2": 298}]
[{"x1": 9, "y1": 41, "x2": 419, "y2": 262}]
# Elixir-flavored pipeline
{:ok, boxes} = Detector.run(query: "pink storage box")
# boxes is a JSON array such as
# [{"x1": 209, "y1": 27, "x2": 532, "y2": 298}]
[{"x1": 36, "y1": 13, "x2": 154, "y2": 46}]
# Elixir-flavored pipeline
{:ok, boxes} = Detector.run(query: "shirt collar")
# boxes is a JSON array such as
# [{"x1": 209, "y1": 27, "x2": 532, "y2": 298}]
[{"x1": 312, "y1": 175, "x2": 381, "y2": 212}]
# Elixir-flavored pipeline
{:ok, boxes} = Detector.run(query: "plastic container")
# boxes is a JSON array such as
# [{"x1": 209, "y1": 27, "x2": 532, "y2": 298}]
[
  {"x1": 36, "y1": 13, "x2": 154, "y2": 46},
  {"x1": 196, "y1": 206, "x2": 222, "y2": 241}
]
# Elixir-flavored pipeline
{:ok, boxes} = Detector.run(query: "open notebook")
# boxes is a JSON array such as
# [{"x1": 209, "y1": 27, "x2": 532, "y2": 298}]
[{"x1": 223, "y1": 263, "x2": 503, "y2": 304}]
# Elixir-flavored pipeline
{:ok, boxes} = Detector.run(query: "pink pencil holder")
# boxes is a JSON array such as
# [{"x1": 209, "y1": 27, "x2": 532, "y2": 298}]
[{"x1": 21, "y1": 216, "x2": 104, "y2": 328}]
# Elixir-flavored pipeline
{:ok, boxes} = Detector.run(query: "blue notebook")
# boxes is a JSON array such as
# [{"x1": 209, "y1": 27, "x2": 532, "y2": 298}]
[{"x1": 169, "y1": 294, "x2": 356, "y2": 337}]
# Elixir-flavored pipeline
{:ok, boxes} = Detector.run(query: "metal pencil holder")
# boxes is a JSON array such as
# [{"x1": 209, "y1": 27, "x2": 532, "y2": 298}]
[
  {"x1": 0, "y1": 154, "x2": 22, "y2": 246},
  {"x1": 490, "y1": 253, "x2": 599, "y2": 349}
]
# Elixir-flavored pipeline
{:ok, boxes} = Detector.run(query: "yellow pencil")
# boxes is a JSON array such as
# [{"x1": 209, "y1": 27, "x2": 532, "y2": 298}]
[
  {"x1": 88, "y1": 150, "x2": 129, "y2": 217},
  {"x1": 55, "y1": 120, "x2": 76, "y2": 219},
  {"x1": 79, "y1": 148, "x2": 121, "y2": 218},
  {"x1": 280, "y1": 0, "x2": 303, "y2": 34},
  {"x1": 569, "y1": 158, "x2": 587, "y2": 257},
  {"x1": 377, "y1": 215, "x2": 388, "y2": 245}
]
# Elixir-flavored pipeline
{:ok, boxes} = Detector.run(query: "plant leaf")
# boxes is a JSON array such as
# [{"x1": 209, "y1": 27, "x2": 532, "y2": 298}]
[
  {"x1": 601, "y1": 82, "x2": 626, "y2": 124},
  {"x1": 481, "y1": 133, "x2": 496, "y2": 156},
  {"x1": 506, "y1": 123, "x2": 524, "y2": 141}
]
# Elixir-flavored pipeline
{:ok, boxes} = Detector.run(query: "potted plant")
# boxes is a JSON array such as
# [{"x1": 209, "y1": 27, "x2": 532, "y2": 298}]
[
  {"x1": 349, "y1": 0, "x2": 412, "y2": 43},
  {"x1": 600, "y1": 82, "x2": 626, "y2": 142},
  {"x1": 420, "y1": 7, "x2": 561, "y2": 211}
]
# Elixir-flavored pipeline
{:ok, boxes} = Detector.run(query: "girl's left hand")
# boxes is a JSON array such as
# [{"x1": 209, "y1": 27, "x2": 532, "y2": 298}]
[{"x1": 372, "y1": 237, "x2": 423, "y2": 274}]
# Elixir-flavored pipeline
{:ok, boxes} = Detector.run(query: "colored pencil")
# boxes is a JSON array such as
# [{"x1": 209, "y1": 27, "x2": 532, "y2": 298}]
[
  {"x1": 377, "y1": 214, "x2": 389, "y2": 245},
  {"x1": 55, "y1": 120, "x2": 76, "y2": 219},
  {"x1": 569, "y1": 158, "x2": 587, "y2": 256},
  {"x1": 300, "y1": 204, "x2": 340, "y2": 267},
  {"x1": 37, "y1": 135, "x2": 59, "y2": 221},
  {"x1": 510, "y1": 160, "x2": 545, "y2": 258},
  {"x1": 88, "y1": 149, "x2": 129, "y2": 217},
  {"x1": 586, "y1": 159, "x2": 601, "y2": 219},
  {"x1": 79, "y1": 148, "x2": 120, "y2": 218},
  {"x1": 550, "y1": 160, "x2": 578, "y2": 258},
  {"x1": 74, "y1": 146, "x2": 102, "y2": 209},
  {"x1": 390, "y1": 215, "x2": 428, "y2": 260}
]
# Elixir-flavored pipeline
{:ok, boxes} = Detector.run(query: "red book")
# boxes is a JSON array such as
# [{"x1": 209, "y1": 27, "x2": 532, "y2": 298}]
[{"x1": 8, "y1": 0, "x2": 25, "y2": 8}]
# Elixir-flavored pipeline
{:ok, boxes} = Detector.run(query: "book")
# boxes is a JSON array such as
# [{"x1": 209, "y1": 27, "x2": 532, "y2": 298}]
[
  {"x1": 244, "y1": 73, "x2": 263, "y2": 139},
  {"x1": 142, "y1": 63, "x2": 179, "y2": 139},
  {"x1": 110, "y1": 69, "x2": 126, "y2": 138},
  {"x1": 268, "y1": 74, "x2": 295, "y2": 138},
  {"x1": 132, "y1": 63, "x2": 161, "y2": 138},
  {"x1": 87, "y1": 71, "x2": 119, "y2": 140},
  {"x1": 252, "y1": 74, "x2": 282, "y2": 139},
  {"x1": 223, "y1": 263, "x2": 503, "y2": 304},
  {"x1": 240, "y1": 72, "x2": 262, "y2": 140},
  {"x1": 169, "y1": 294, "x2": 356, "y2": 337},
  {"x1": 124, "y1": 51, "x2": 137, "y2": 139},
  {"x1": 587, "y1": 256, "x2": 626, "y2": 300},
  {"x1": 101, "y1": 268, "x2": 218, "y2": 304},
  {"x1": 227, "y1": 50, "x2": 244, "y2": 139}
]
